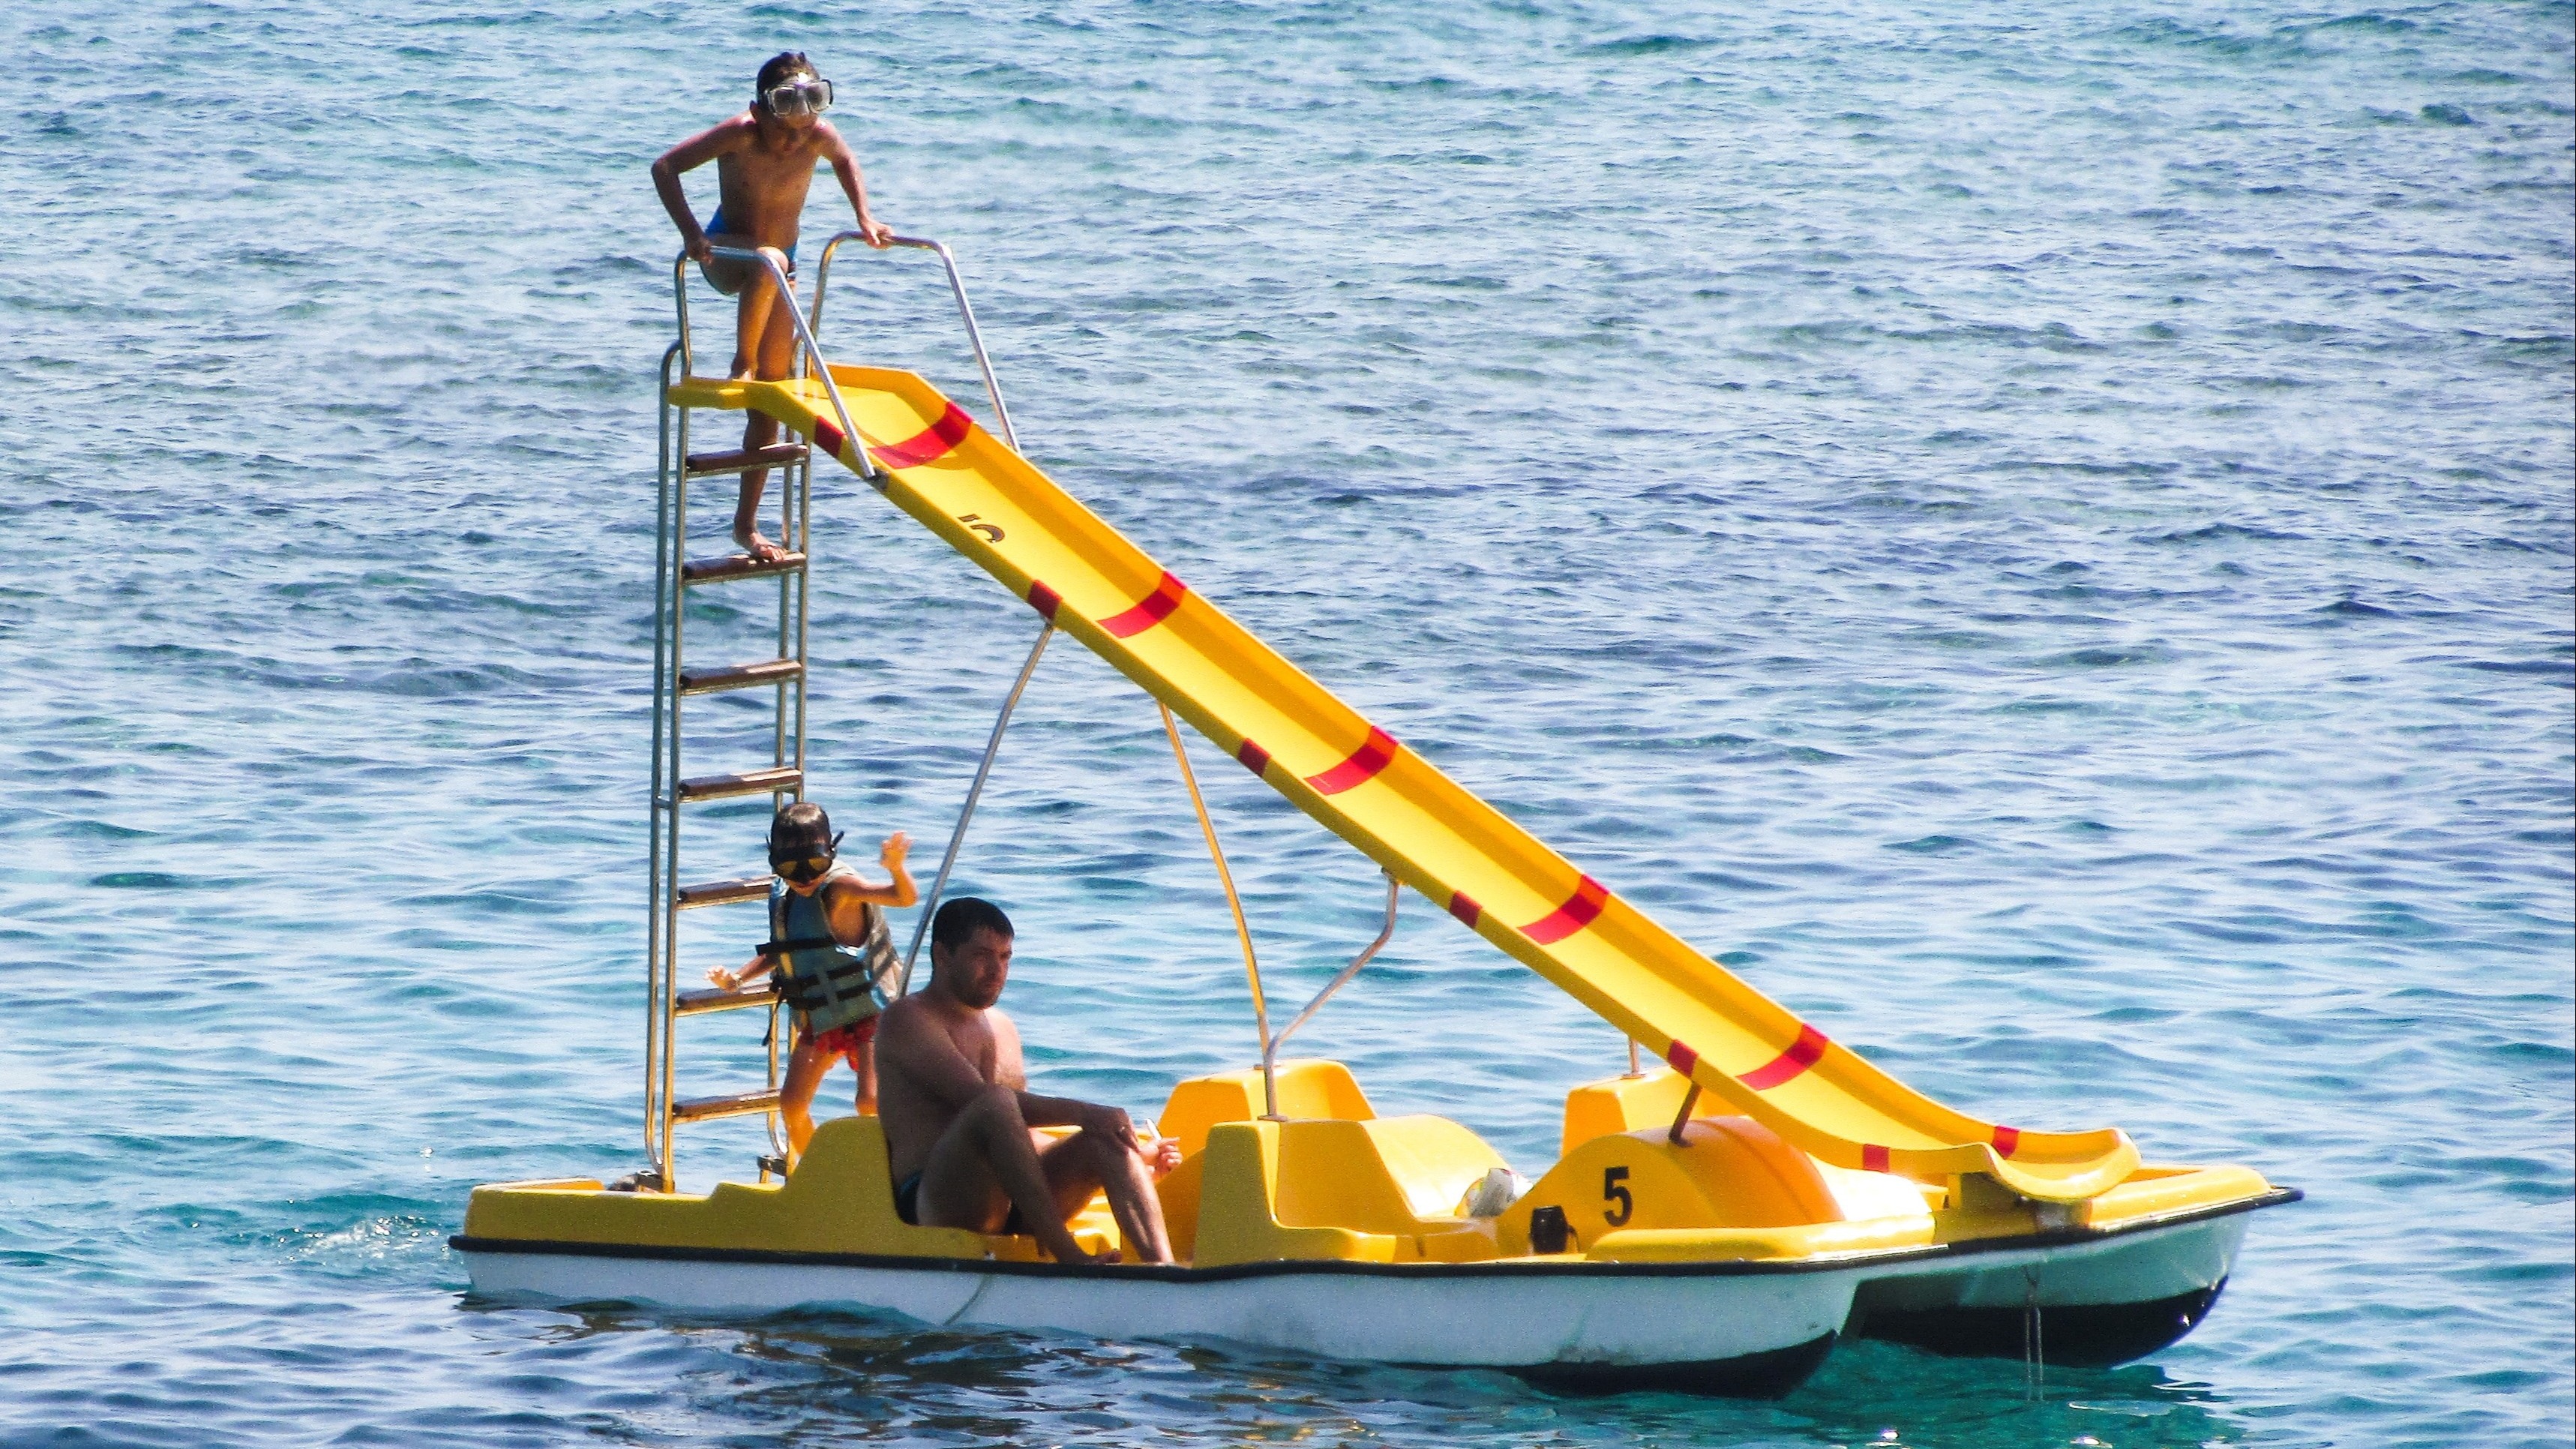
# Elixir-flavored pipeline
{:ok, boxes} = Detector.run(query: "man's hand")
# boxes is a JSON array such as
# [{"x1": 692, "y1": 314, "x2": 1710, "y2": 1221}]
[
  {"x1": 859, "y1": 218, "x2": 892, "y2": 248},
  {"x1": 1146, "y1": 1136, "x2": 1182, "y2": 1179},
  {"x1": 685, "y1": 233, "x2": 713, "y2": 265},
  {"x1": 879, "y1": 831, "x2": 911, "y2": 869}
]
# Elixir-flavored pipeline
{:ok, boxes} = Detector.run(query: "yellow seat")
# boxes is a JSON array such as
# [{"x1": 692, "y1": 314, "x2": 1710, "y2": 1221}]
[
  {"x1": 1191, "y1": 1114, "x2": 1511, "y2": 1266},
  {"x1": 1159, "y1": 1060, "x2": 1511, "y2": 1266},
  {"x1": 460, "y1": 1115, "x2": 1117, "y2": 1262},
  {"x1": 1154, "y1": 1059, "x2": 1376, "y2": 1156},
  {"x1": 1273, "y1": 1116, "x2": 1507, "y2": 1234}
]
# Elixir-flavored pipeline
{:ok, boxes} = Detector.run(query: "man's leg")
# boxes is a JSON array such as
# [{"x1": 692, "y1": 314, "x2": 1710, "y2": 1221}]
[
  {"x1": 913, "y1": 1085, "x2": 1100, "y2": 1264},
  {"x1": 1036, "y1": 1129, "x2": 1174, "y2": 1264}
]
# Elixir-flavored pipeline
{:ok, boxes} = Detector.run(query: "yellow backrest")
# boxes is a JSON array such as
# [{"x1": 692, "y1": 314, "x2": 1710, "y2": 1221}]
[
  {"x1": 1192, "y1": 1120, "x2": 1393, "y2": 1266},
  {"x1": 1272, "y1": 1116, "x2": 1507, "y2": 1234},
  {"x1": 1561, "y1": 1066, "x2": 1725, "y2": 1156},
  {"x1": 1155, "y1": 1059, "x2": 1376, "y2": 1157},
  {"x1": 1187, "y1": 1112, "x2": 1514, "y2": 1265}
]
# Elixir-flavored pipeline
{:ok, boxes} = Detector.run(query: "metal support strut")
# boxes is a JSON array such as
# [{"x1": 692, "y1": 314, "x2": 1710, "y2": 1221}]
[
  {"x1": 1159, "y1": 704, "x2": 1276, "y2": 1117},
  {"x1": 1264, "y1": 871, "x2": 1402, "y2": 1101},
  {"x1": 1668, "y1": 1083, "x2": 1703, "y2": 1145},
  {"x1": 1161, "y1": 708, "x2": 1403, "y2": 1120},
  {"x1": 899, "y1": 622, "x2": 1055, "y2": 995}
]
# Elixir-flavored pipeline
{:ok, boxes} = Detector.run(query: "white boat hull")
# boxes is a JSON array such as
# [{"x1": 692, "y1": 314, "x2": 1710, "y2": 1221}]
[{"x1": 455, "y1": 1199, "x2": 2273, "y2": 1394}]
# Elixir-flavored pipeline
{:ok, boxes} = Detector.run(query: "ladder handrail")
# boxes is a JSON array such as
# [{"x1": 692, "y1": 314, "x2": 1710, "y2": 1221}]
[
  {"x1": 646, "y1": 341, "x2": 682, "y2": 1175},
  {"x1": 670, "y1": 248, "x2": 881, "y2": 488},
  {"x1": 651, "y1": 232, "x2": 1019, "y2": 1180},
  {"x1": 809, "y1": 232, "x2": 1019, "y2": 452},
  {"x1": 653, "y1": 248, "x2": 832, "y2": 1186}
]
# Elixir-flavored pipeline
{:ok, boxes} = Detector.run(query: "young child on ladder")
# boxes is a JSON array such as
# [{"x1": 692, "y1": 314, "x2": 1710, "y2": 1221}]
[
  {"x1": 651, "y1": 51, "x2": 892, "y2": 563},
  {"x1": 708, "y1": 802, "x2": 916, "y2": 1160}
]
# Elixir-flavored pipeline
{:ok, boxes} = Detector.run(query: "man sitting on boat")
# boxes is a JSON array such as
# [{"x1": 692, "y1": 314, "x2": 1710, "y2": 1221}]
[
  {"x1": 707, "y1": 802, "x2": 916, "y2": 1159},
  {"x1": 877, "y1": 897, "x2": 1181, "y2": 1264}
]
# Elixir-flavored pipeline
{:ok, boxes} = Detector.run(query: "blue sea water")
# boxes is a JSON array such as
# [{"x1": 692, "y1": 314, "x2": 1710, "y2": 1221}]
[{"x1": 3, "y1": 0, "x2": 2571, "y2": 1443}]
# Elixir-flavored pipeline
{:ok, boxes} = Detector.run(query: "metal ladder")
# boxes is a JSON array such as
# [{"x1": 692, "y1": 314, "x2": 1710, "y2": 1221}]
[
  {"x1": 635, "y1": 234, "x2": 1018, "y2": 1193},
  {"x1": 640, "y1": 258, "x2": 823, "y2": 1192}
]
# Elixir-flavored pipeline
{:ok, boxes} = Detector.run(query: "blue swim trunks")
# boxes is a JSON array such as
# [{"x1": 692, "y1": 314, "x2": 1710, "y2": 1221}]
[{"x1": 700, "y1": 208, "x2": 796, "y2": 296}]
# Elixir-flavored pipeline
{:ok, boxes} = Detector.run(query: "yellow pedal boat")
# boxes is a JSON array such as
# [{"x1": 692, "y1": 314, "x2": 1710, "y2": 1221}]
[{"x1": 451, "y1": 236, "x2": 2296, "y2": 1396}]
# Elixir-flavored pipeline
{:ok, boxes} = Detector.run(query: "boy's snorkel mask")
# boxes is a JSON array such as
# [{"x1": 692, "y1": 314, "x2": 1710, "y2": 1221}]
[
  {"x1": 761, "y1": 74, "x2": 834, "y2": 119},
  {"x1": 770, "y1": 830, "x2": 844, "y2": 886}
]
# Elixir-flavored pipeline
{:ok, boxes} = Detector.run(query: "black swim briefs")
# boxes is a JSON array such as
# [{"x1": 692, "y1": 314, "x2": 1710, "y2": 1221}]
[{"x1": 892, "y1": 1170, "x2": 1024, "y2": 1235}]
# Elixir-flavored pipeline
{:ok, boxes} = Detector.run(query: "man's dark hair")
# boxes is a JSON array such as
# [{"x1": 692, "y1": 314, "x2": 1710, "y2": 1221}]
[
  {"x1": 770, "y1": 800, "x2": 830, "y2": 848},
  {"x1": 931, "y1": 896, "x2": 1013, "y2": 952},
  {"x1": 756, "y1": 50, "x2": 817, "y2": 98}
]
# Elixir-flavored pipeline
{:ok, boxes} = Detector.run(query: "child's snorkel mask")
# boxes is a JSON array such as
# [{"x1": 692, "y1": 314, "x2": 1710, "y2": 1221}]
[
  {"x1": 770, "y1": 830, "x2": 844, "y2": 885},
  {"x1": 761, "y1": 74, "x2": 835, "y2": 119}
]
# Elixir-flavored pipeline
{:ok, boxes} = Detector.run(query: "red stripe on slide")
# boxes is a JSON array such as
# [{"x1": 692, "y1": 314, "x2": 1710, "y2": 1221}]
[
  {"x1": 1099, "y1": 572, "x2": 1189, "y2": 638},
  {"x1": 1862, "y1": 1144, "x2": 1891, "y2": 1173},
  {"x1": 1305, "y1": 727, "x2": 1398, "y2": 795},
  {"x1": 1519, "y1": 874, "x2": 1609, "y2": 945},
  {"x1": 1738, "y1": 1023, "x2": 1830, "y2": 1091},
  {"x1": 1992, "y1": 1125, "x2": 2021, "y2": 1159},
  {"x1": 1447, "y1": 891, "x2": 1481, "y2": 928},
  {"x1": 812, "y1": 418, "x2": 846, "y2": 459},
  {"x1": 1666, "y1": 1040, "x2": 1699, "y2": 1076},
  {"x1": 1235, "y1": 738, "x2": 1271, "y2": 778},
  {"x1": 1026, "y1": 580, "x2": 1062, "y2": 621},
  {"x1": 869, "y1": 401, "x2": 974, "y2": 470}
]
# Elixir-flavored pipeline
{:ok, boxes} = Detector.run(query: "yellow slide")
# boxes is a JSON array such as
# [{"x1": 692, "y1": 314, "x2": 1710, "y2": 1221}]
[{"x1": 674, "y1": 365, "x2": 2140, "y2": 1202}]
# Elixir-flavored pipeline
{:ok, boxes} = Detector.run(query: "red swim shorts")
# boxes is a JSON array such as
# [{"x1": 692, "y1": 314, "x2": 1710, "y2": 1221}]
[{"x1": 802, "y1": 1016, "x2": 878, "y2": 1066}]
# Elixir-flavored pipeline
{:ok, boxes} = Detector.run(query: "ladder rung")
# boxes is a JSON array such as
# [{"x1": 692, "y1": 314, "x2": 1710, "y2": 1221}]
[
  {"x1": 672, "y1": 1089, "x2": 781, "y2": 1124},
  {"x1": 676, "y1": 877, "x2": 769, "y2": 908},
  {"x1": 676, "y1": 766, "x2": 802, "y2": 802},
  {"x1": 677, "y1": 984, "x2": 775, "y2": 1016},
  {"x1": 684, "y1": 442, "x2": 808, "y2": 478},
  {"x1": 679, "y1": 658, "x2": 803, "y2": 696},
  {"x1": 683, "y1": 550, "x2": 807, "y2": 586}
]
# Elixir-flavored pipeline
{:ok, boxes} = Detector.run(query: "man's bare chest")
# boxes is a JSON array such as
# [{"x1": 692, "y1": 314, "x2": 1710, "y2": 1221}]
[{"x1": 943, "y1": 1022, "x2": 1001, "y2": 1084}]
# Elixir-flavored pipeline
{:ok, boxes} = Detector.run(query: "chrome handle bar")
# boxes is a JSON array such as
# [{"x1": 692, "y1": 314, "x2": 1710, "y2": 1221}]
[
  {"x1": 671, "y1": 245, "x2": 881, "y2": 486},
  {"x1": 809, "y1": 232, "x2": 1019, "y2": 452}
]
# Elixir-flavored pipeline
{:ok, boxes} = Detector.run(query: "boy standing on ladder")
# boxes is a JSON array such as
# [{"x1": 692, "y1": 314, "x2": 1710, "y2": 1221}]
[
  {"x1": 650, "y1": 50, "x2": 892, "y2": 562},
  {"x1": 709, "y1": 802, "x2": 916, "y2": 1160}
]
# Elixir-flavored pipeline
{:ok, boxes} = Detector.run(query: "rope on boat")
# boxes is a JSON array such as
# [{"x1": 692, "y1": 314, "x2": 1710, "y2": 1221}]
[{"x1": 2023, "y1": 1262, "x2": 2046, "y2": 1400}]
